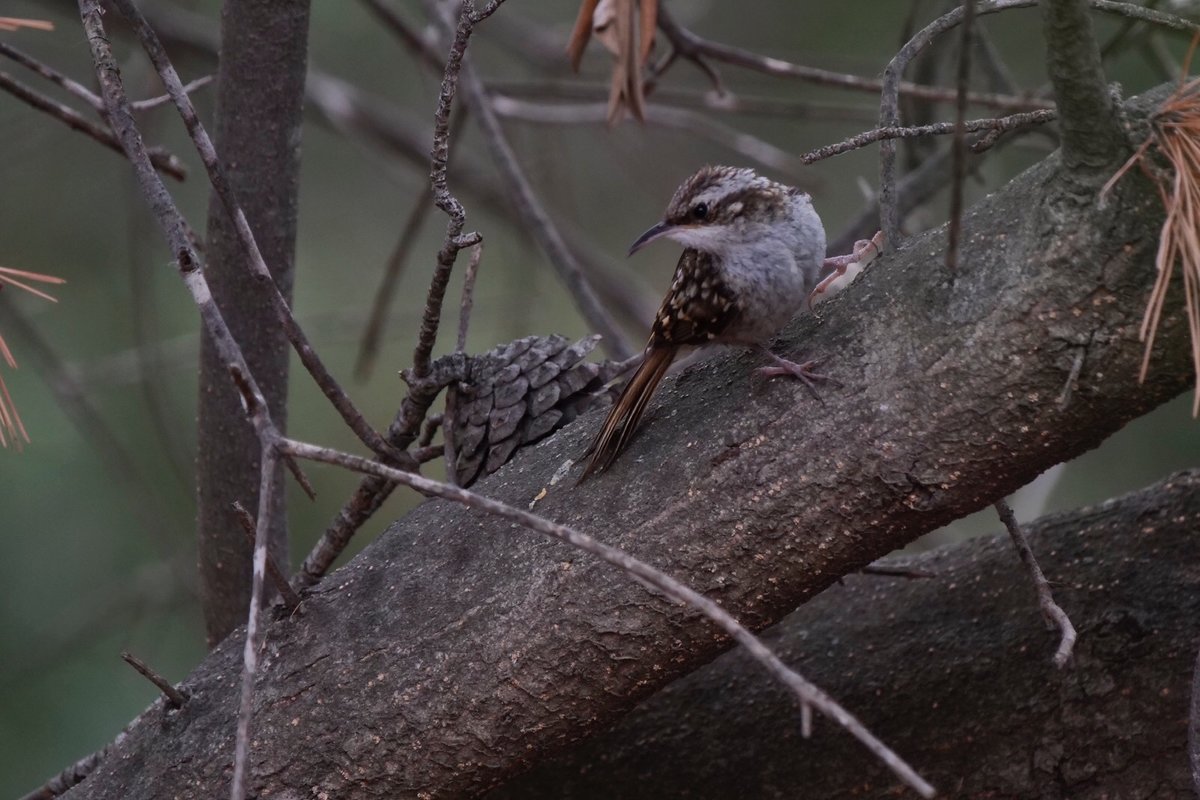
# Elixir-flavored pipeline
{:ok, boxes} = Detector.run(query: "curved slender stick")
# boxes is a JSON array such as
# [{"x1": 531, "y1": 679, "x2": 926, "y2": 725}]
[
  {"x1": 878, "y1": 0, "x2": 1200, "y2": 245},
  {"x1": 799, "y1": 110, "x2": 1056, "y2": 165},
  {"x1": 281, "y1": 435, "x2": 936, "y2": 799},
  {"x1": 994, "y1": 499, "x2": 1077, "y2": 667},
  {"x1": 107, "y1": 0, "x2": 401, "y2": 462}
]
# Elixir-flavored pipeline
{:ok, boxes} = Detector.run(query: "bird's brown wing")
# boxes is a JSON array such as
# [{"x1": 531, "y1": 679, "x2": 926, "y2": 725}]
[
  {"x1": 580, "y1": 250, "x2": 740, "y2": 480},
  {"x1": 651, "y1": 249, "x2": 742, "y2": 346}
]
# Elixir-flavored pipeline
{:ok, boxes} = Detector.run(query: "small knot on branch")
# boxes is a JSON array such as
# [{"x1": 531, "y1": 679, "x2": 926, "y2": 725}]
[
  {"x1": 177, "y1": 248, "x2": 197, "y2": 273},
  {"x1": 452, "y1": 231, "x2": 482, "y2": 249},
  {"x1": 228, "y1": 364, "x2": 259, "y2": 416}
]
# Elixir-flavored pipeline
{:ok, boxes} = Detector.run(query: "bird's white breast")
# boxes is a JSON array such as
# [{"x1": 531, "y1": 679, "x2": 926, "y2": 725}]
[{"x1": 718, "y1": 196, "x2": 825, "y2": 344}]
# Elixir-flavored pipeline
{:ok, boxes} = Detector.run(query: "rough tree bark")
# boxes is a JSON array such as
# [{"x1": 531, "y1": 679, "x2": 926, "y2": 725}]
[
  {"x1": 195, "y1": 0, "x2": 311, "y2": 646},
  {"x1": 489, "y1": 470, "x2": 1200, "y2": 799},
  {"x1": 57, "y1": 85, "x2": 1196, "y2": 799}
]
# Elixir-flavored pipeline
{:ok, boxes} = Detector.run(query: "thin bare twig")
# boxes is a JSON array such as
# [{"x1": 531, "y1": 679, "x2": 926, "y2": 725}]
[
  {"x1": 504, "y1": 79, "x2": 784, "y2": 119},
  {"x1": 280, "y1": 436, "x2": 936, "y2": 798},
  {"x1": 410, "y1": 1, "x2": 490, "y2": 379},
  {"x1": 1089, "y1": 1, "x2": 1200, "y2": 37},
  {"x1": 859, "y1": 564, "x2": 936, "y2": 580},
  {"x1": 120, "y1": 651, "x2": 187, "y2": 709},
  {"x1": 489, "y1": 78, "x2": 880, "y2": 121},
  {"x1": 355, "y1": 102, "x2": 474, "y2": 383},
  {"x1": 0, "y1": 39, "x2": 104, "y2": 109},
  {"x1": 454, "y1": 61, "x2": 634, "y2": 358},
  {"x1": 973, "y1": 24, "x2": 1020, "y2": 96},
  {"x1": 369, "y1": 0, "x2": 634, "y2": 359},
  {"x1": 75, "y1": 9, "x2": 292, "y2": 799},
  {"x1": 0, "y1": 71, "x2": 187, "y2": 181},
  {"x1": 77, "y1": 0, "x2": 282, "y2": 462},
  {"x1": 312, "y1": 80, "x2": 658, "y2": 334},
  {"x1": 798, "y1": 109, "x2": 1056, "y2": 164},
  {"x1": 832, "y1": 138, "x2": 954, "y2": 255},
  {"x1": 994, "y1": 499, "x2": 1077, "y2": 668},
  {"x1": 355, "y1": 187, "x2": 435, "y2": 381},
  {"x1": 657, "y1": 2, "x2": 1047, "y2": 112},
  {"x1": 294, "y1": 352, "x2": 474, "y2": 589},
  {"x1": 130, "y1": 74, "x2": 213, "y2": 112},
  {"x1": 413, "y1": 442, "x2": 444, "y2": 463},
  {"x1": 879, "y1": 1, "x2": 1035, "y2": 245},
  {"x1": 418, "y1": 413, "x2": 443, "y2": 447},
  {"x1": 490, "y1": 95, "x2": 808, "y2": 178},
  {"x1": 0, "y1": 40, "x2": 213, "y2": 114},
  {"x1": 878, "y1": 0, "x2": 1200, "y2": 244},
  {"x1": 1058, "y1": 345, "x2": 1086, "y2": 407},
  {"x1": 107, "y1": 0, "x2": 403, "y2": 465},
  {"x1": 947, "y1": 0, "x2": 976, "y2": 271},
  {"x1": 123, "y1": 105, "x2": 194, "y2": 494},
  {"x1": 231, "y1": 447, "x2": 280, "y2": 800},
  {"x1": 16, "y1": 734, "x2": 126, "y2": 800},
  {"x1": 233, "y1": 501, "x2": 302, "y2": 613},
  {"x1": 292, "y1": 0, "x2": 502, "y2": 589},
  {"x1": 457, "y1": 242, "x2": 483, "y2": 353}
]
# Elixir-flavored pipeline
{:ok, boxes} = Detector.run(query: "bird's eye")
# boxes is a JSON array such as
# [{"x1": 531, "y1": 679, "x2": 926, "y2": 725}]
[{"x1": 691, "y1": 202, "x2": 709, "y2": 221}]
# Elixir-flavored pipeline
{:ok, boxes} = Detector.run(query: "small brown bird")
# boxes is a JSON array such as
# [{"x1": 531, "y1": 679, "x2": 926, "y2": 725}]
[{"x1": 580, "y1": 166, "x2": 833, "y2": 480}]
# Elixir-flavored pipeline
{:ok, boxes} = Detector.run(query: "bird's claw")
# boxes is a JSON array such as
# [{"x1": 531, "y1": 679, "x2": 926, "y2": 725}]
[{"x1": 754, "y1": 354, "x2": 839, "y2": 403}]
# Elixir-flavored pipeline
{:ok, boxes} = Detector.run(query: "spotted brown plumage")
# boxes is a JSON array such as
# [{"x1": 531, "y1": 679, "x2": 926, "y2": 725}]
[
  {"x1": 652, "y1": 249, "x2": 741, "y2": 345},
  {"x1": 580, "y1": 249, "x2": 743, "y2": 478},
  {"x1": 581, "y1": 165, "x2": 828, "y2": 481}
]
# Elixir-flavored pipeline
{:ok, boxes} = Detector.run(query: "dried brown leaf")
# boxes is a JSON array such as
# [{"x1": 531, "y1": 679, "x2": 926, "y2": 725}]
[
  {"x1": 639, "y1": 0, "x2": 658, "y2": 66},
  {"x1": 566, "y1": 0, "x2": 601, "y2": 72}
]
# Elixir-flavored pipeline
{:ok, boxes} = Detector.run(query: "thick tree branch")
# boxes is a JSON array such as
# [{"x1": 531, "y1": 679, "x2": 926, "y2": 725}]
[
  {"x1": 491, "y1": 470, "x2": 1200, "y2": 798},
  {"x1": 62, "y1": 86, "x2": 1192, "y2": 800},
  {"x1": 279, "y1": 436, "x2": 932, "y2": 796},
  {"x1": 1041, "y1": 0, "x2": 1125, "y2": 177},
  {"x1": 1192, "y1": 637, "x2": 1200, "y2": 795}
]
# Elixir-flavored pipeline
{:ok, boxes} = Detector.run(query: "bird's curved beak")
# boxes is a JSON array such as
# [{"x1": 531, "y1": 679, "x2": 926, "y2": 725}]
[{"x1": 627, "y1": 221, "x2": 673, "y2": 256}]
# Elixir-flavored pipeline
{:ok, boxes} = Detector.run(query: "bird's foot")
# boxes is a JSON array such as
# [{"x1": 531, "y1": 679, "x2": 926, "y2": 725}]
[{"x1": 754, "y1": 350, "x2": 838, "y2": 402}]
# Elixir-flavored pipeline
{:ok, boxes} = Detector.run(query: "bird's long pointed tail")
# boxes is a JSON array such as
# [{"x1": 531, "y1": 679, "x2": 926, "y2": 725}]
[{"x1": 579, "y1": 345, "x2": 678, "y2": 481}]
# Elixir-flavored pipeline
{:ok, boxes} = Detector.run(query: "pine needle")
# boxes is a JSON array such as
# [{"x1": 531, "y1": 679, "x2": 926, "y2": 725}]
[
  {"x1": 0, "y1": 17, "x2": 55, "y2": 32},
  {"x1": 1104, "y1": 34, "x2": 1200, "y2": 416},
  {"x1": 0, "y1": 266, "x2": 65, "y2": 448}
]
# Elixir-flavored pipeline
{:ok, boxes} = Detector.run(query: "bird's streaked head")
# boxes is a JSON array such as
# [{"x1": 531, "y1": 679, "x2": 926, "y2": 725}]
[{"x1": 628, "y1": 166, "x2": 800, "y2": 256}]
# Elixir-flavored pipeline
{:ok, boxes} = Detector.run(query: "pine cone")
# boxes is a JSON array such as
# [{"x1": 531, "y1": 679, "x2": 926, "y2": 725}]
[{"x1": 448, "y1": 334, "x2": 620, "y2": 486}]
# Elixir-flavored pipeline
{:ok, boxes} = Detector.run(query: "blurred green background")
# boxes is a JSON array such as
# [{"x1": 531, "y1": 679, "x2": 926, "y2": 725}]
[{"x1": 2, "y1": 0, "x2": 1197, "y2": 794}]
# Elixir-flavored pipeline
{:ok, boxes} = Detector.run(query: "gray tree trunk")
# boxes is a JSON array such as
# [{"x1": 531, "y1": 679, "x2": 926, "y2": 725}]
[
  {"x1": 195, "y1": 0, "x2": 311, "y2": 646},
  {"x1": 64, "y1": 87, "x2": 1195, "y2": 799}
]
